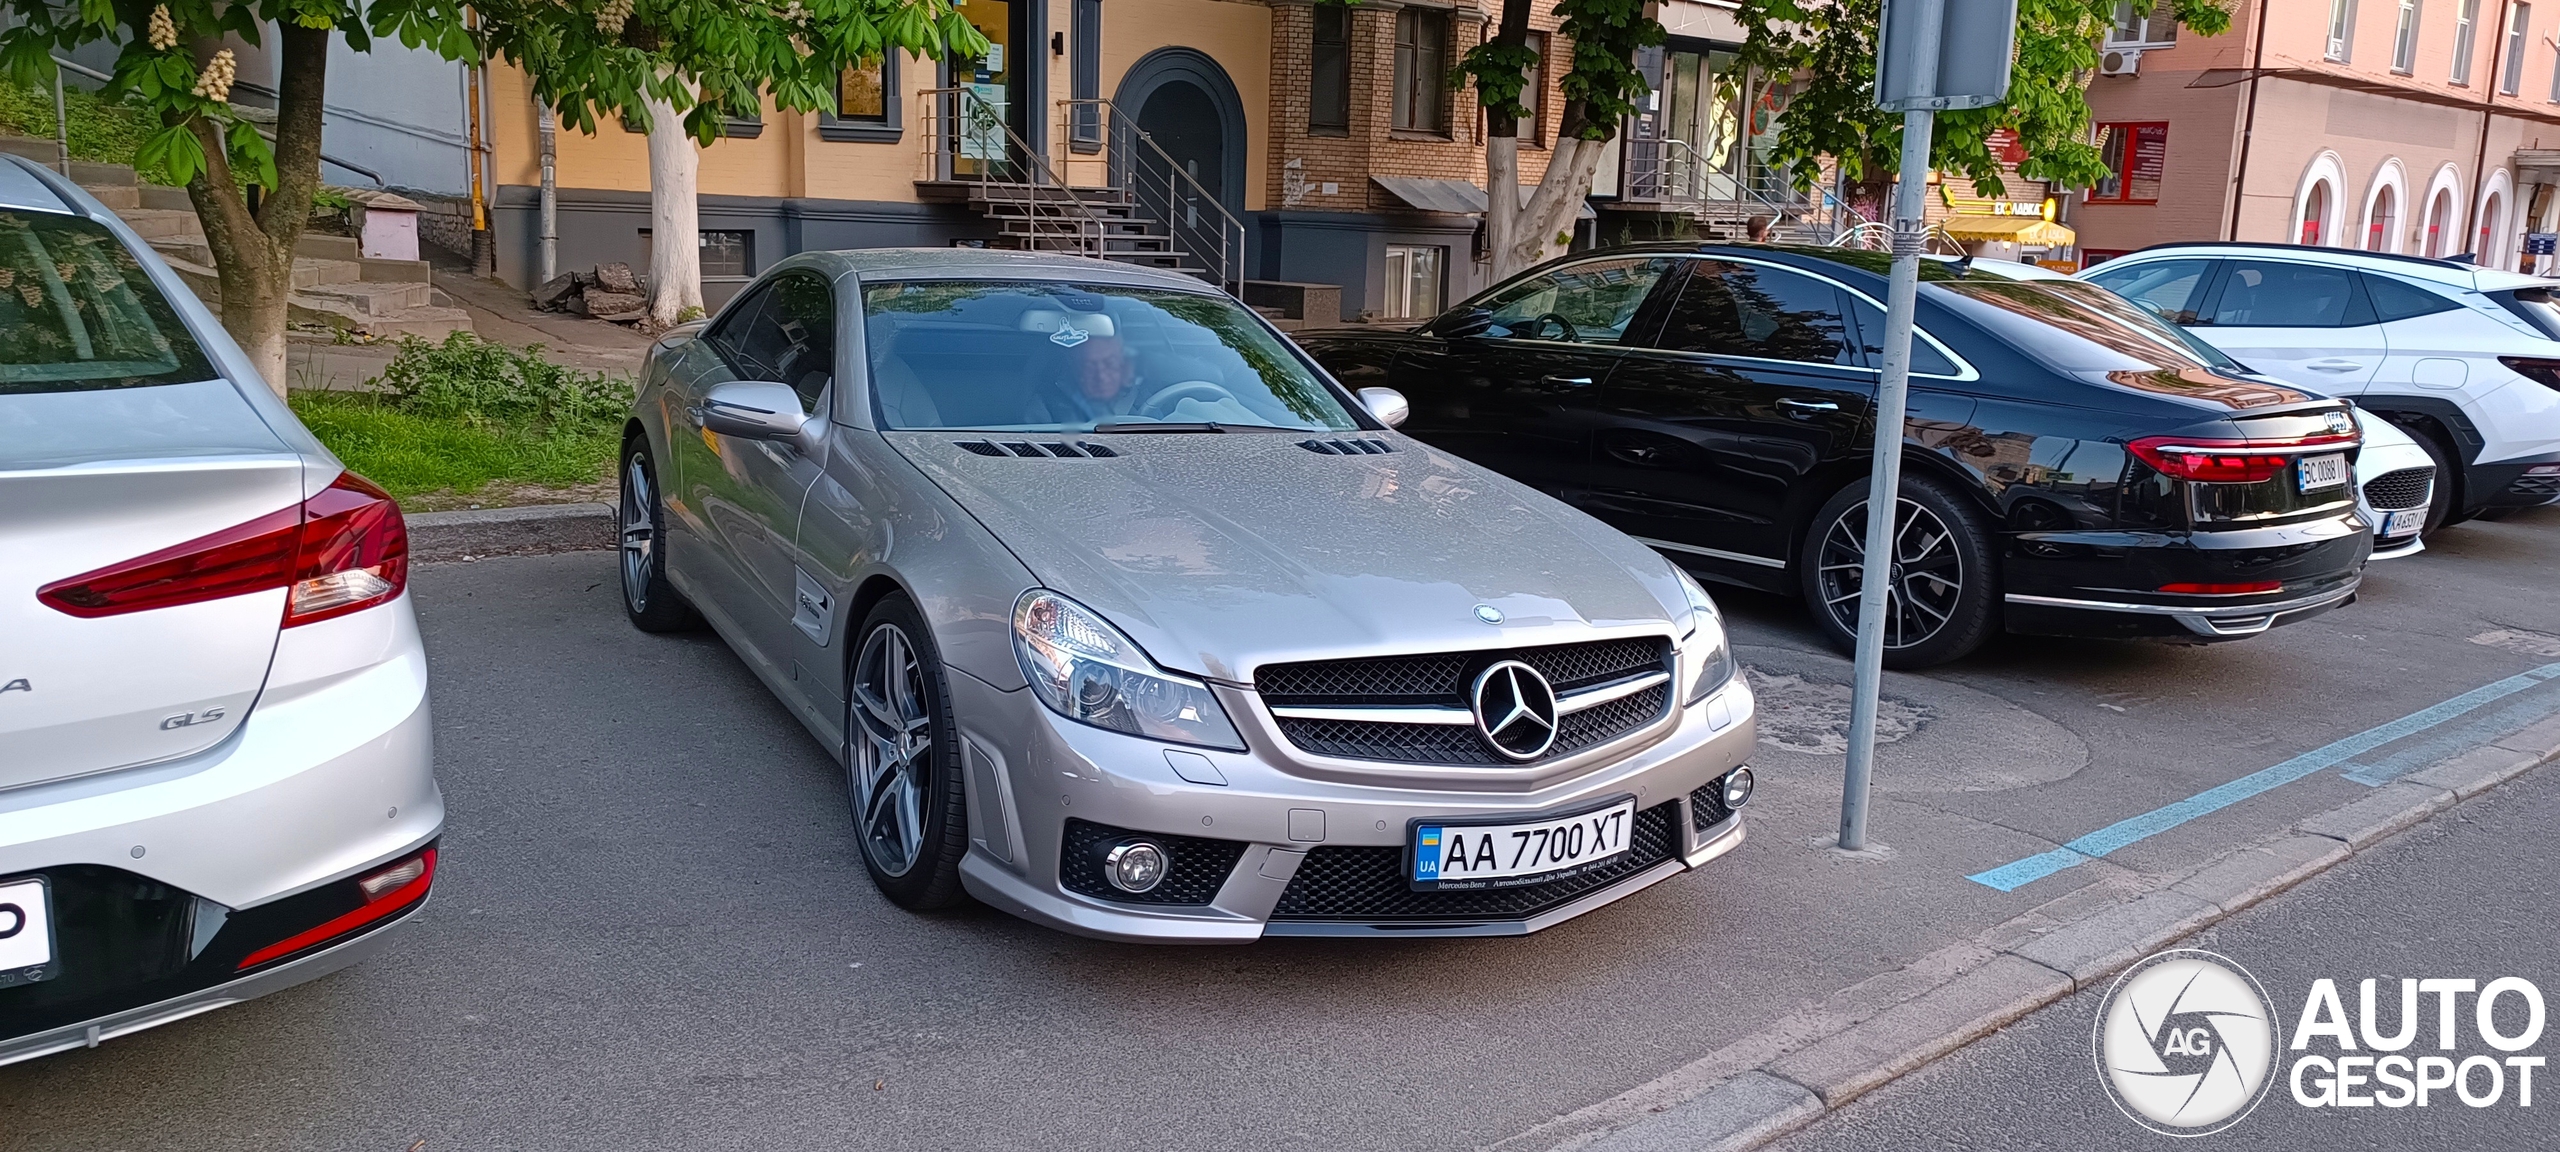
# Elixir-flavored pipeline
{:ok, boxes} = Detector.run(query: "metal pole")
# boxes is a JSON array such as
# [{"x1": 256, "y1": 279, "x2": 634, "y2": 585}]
[
  {"x1": 1841, "y1": 6, "x2": 1944, "y2": 854},
  {"x1": 53, "y1": 68, "x2": 70, "y2": 177}
]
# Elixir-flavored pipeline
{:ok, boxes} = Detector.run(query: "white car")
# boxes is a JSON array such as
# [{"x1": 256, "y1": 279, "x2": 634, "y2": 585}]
[
  {"x1": 2351, "y1": 408, "x2": 2435, "y2": 558},
  {"x1": 2081, "y1": 244, "x2": 2560, "y2": 535},
  {"x1": 0, "y1": 156, "x2": 441, "y2": 1064}
]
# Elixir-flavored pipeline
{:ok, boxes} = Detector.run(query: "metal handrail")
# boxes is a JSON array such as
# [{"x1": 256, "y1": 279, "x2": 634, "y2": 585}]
[
  {"x1": 917, "y1": 85, "x2": 1107, "y2": 260},
  {"x1": 1058, "y1": 98, "x2": 1245, "y2": 292},
  {"x1": 1833, "y1": 219, "x2": 1966, "y2": 255}
]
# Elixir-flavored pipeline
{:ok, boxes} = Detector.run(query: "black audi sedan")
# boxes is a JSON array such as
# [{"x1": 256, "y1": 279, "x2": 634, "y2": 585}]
[{"x1": 1298, "y1": 245, "x2": 2373, "y2": 667}]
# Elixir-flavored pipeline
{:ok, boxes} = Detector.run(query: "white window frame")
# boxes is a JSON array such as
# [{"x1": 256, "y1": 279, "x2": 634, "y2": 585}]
[
  {"x1": 2502, "y1": 2, "x2": 2532, "y2": 93},
  {"x1": 2106, "y1": 0, "x2": 2178, "y2": 47},
  {"x1": 2454, "y1": 0, "x2": 2482, "y2": 83},
  {"x1": 2393, "y1": 0, "x2": 2422, "y2": 72},
  {"x1": 1382, "y1": 244, "x2": 1447, "y2": 320},
  {"x1": 2329, "y1": 0, "x2": 2358, "y2": 60}
]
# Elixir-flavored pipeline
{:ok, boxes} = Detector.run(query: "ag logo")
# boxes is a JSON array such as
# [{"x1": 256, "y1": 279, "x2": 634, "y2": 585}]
[{"x1": 2094, "y1": 949, "x2": 2280, "y2": 1136}]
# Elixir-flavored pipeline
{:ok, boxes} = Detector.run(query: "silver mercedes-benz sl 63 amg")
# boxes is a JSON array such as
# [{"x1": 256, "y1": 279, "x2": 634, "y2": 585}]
[{"x1": 618, "y1": 249, "x2": 1757, "y2": 941}]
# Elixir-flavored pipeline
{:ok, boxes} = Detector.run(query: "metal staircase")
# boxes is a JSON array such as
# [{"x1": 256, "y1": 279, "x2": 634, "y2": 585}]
[{"x1": 917, "y1": 89, "x2": 1242, "y2": 292}]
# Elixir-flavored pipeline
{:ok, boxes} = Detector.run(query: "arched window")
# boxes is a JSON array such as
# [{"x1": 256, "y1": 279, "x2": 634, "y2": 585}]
[
  {"x1": 2300, "y1": 181, "x2": 2333, "y2": 245},
  {"x1": 2478, "y1": 191, "x2": 2506, "y2": 262},
  {"x1": 2425, "y1": 188, "x2": 2458, "y2": 256},
  {"x1": 2365, "y1": 185, "x2": 2398, "y2": 252}
]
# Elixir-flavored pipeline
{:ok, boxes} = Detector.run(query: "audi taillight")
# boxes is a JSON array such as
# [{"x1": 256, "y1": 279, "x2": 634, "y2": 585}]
[
  {"x1": 38, "y1": 471, "x2": 408, "y2": 626},
  {"x1": 2126, "y1": 432, "x2": 2359, "y2": 484}
]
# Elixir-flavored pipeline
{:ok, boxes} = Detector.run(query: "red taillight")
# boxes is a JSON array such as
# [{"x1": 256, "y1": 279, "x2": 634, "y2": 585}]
[
  {"x1": 2127, "y1": 432, "x2": 2359, "y2": 483},
  {"x1": 237, "y1": 847, "x2": 436, "y2": 970},
  {"x1": 2498, "y1": 356, "x2": 2560, "y2": 392},
  {"x1": 2160, "y1": 581, "x2": 2283, "y2": 595},
  {"x1": 38, "y1": 471, "x2": 407, "y2": 626}
]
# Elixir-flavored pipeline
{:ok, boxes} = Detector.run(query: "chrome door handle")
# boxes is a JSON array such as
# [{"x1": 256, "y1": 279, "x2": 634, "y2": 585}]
[
  {"x1": 1778, "y1": 398, "x2": 1841, "y2": 414},
  {"x1": 1543, "y1": 375, "x2": 1595, "y2": 387},
  {"x1": 2306, "y1": 359, "x2": 2363, "y2": 372}
]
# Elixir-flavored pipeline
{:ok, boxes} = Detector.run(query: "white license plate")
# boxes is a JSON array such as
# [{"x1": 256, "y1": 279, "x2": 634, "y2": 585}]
[
  {"x1": 2298, "y1": 454, "x2": 2349, "y2": 492},
  {"x1": 1411, "y1": 799, "x2": 1637, "y2": 891},
  {"x1": 2381, "y1": 508, "x2": 2425, "y2": 537},
  {"x1": 0, "y1": 876, "x2": 57, "y2": 989}
]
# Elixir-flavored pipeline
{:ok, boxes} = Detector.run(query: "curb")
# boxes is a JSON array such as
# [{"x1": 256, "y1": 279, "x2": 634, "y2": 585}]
[
  {"x1": 1502, "y1": 721, "x2": 2560, "y2": 1152},
  {"x1": 405, "y1": 502, "x2": 615, "y2": 562}
]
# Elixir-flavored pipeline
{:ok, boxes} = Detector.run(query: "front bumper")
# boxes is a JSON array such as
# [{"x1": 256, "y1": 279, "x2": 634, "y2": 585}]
[
  {"x1": 0, "y1": 596, "x2": 443, "y2": 1061},
  {"x1": 949, "y1": 666, "x2": 1759, "y2": 943},
  {"x1": 2001, "y1": 511, "x2": 2370, "y2": 640}
]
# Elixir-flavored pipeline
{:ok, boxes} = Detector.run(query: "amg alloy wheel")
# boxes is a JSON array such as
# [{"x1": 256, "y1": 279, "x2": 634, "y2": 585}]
[
  {"x1": 1803, "y1": 475, "x2": 1998, "y2": 668},
  {"x1": 619, "y1": 440, "x2": 700, "y2": 632},
  {"x1": 847, "y1": 595, "x2": 969, "y2": 909}
]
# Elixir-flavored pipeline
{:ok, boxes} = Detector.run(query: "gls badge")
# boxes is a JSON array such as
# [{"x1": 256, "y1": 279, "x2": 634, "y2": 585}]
[{"x1": 160, "y1": 707, "x2": 226, "y2": 730}]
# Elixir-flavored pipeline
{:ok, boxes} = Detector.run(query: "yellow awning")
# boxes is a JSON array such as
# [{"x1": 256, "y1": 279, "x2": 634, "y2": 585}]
[{"x1": 1940, "y1": 214, "x2": 2077, "y2": 245}]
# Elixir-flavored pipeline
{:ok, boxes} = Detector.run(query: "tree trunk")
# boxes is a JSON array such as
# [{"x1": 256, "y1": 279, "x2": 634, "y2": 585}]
[
  {"x1": 185, "y1": 25, "x2": 328, "y2": 397},
  {"x1": 1502, "y1": 99, "x2": 1610, "y2": 274},
  {"x1": 1481, "y1": 0, "x2": 1533, "y2": 280},
  {"x1": 642, "y1": 92, "x2": 703, "y2": 328}
]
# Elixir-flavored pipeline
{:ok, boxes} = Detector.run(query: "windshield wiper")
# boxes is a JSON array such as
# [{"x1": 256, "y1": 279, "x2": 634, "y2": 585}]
[{"x1": 1091, "y1": 421, "x2": 1308, "y2": 434}]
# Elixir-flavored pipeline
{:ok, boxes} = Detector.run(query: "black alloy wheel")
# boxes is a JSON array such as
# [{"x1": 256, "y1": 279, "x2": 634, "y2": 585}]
[
  {"x1": 846, "y1": 593, "x2": 971, "y2": 911},
  {"x1": 1802, "y1": 473, "x2": 2000, "y2": 669},
  {"x1": 619, "y1": 439, "x2": 702, "y2": 633},
  {"x1": 2390, "y1": 419, "x2": 2462, "y2": 538}
]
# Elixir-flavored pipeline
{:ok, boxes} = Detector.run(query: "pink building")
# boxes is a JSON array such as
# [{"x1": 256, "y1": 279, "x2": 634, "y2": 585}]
[{"x1": 2078, "y1": 0, "x2": 2560, "y2": 269}]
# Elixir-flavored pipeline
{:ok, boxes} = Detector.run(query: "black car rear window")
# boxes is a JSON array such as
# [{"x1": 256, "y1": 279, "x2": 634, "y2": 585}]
[
  {"x1": 0, "y1": 210, "x2": 215, "y2": 394},
  {"x1": 2488, "y1": 286, "x2": 2560, "y2": 341},
  {"x1": 1931, "y1": 280, "x2": 2243, "y2": 374}
]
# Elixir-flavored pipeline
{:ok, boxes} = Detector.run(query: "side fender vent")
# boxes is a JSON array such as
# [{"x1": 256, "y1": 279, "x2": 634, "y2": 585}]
[
  {"x1": 1299, "y1": 438, "x2": 1397, "y2": 456},
  {"x1": 956, "y1": 440, "x2": 1007, "y2": 457}
]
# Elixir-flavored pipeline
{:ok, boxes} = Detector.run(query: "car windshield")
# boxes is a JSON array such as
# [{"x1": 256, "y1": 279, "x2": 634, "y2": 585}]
[
  {"x1": 1930, "y1": 279, "x2": 2245, "y2": 374},
  {"x1": 862, "y1": 280, "x2": 1361, "y2": 432},
  {"x1": 0, "y1": 210, "x2": 215, "y2": 394}
]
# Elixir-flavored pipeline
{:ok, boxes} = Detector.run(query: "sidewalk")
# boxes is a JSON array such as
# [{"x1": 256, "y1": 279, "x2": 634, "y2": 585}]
[{"x1": 283, "y1": 262, "x2": 651, "y2": 393}]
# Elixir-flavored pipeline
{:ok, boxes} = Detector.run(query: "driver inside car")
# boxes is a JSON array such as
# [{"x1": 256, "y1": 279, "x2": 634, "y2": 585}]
[{"x1": 1042, "y1": 331, "x2": 1146, "y2": 425}]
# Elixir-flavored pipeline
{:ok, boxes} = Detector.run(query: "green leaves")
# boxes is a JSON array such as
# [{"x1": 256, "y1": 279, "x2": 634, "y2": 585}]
[{"x1": 133, "y1": 123, "x2": 206, "y2": 187}]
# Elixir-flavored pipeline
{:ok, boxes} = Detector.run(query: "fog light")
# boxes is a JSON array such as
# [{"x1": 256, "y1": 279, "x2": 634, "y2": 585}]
[
  {"x1": 1103, "y1": 840, "x2": 1168, "y2": 893},
  {"x1": 1722, "y1": 767, "x2": 1755, "y2": 810}
]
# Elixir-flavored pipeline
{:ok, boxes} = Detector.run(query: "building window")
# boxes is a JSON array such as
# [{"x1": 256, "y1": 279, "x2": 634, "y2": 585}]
[
  {"x1": 641, "y1": 229, "x2": 756, "y2": 280},
  {"x1": 2393, "y1": 0, "x2": 2421, "y2": 72},
  {"x1": 2107, "y1": 1, "x2": 2177, "y2": 45},
  {"x1": 2502, "y1": 2, "x2": 2531, "y2": 93},
  {"x1": 2550, "y1": 40, "x2": 2560, "y2": 99},
  {"x1": 1517, "y1": 31, "x2": 1548, "y2": 147},
  {"x1": 2298, "y1": 180, "x2": 2335, "y2": 246},
  {"x1": 2327, "y1": 0, "x2": 2357, "y2": 60},
  {"x1": 1392, "y1": 8, "x2": 1451, "y2": 135},
  {"x1": 2087, "y1": 122, "x2": 2168, "y2": 204},
  {"x1": 1071, "y1": 0, "x2": 1102, "y2": 149},
  {"x1": 1311, "y1": 5, "x2": 1350, "y2": 134},
  {"x1": 823, "y1": 54, "x2": 903, "y2": 142},
  {"x1": 2453, "y1": 0, "x2": 2480, "y2": 83},
  {"x1": 1382, "y1": 244, "x2": 1446, "y2": 318},
  {"x1": 2366, "y1": 184, "x2": 2400, "y2": 251}
]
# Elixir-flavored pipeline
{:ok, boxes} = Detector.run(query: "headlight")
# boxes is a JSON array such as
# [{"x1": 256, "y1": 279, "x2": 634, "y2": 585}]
[
  {"x1": 1674, "y1": 567, "x2": 1736, "y2": 705},
  {"x1": 1013, "y1": 589, "x2": 1245, "y2": 750}
]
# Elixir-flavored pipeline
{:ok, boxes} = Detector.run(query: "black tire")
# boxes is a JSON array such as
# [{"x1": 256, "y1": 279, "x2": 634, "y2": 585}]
[
  {"x1": 843, "y1": 593, "x2": 971, "y2": 911},
  {"x1": 1800, "y1": 472, "x2": 2001, "y2": 669},
  {"x1": 2391, "y1": 420, "x2": 2462, "y2": 538},
  {"x1": 619, "y1": 438, "x2": 703, "y2": 633}
]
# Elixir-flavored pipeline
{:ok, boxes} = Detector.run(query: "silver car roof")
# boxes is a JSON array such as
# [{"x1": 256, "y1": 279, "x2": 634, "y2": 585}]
[
  {"x1": 815, "y1": 247, "x2": 1229, "y2": 294},
  {"x1": 2096, "y1": 243, "x2": 2542, "y2": 293}
]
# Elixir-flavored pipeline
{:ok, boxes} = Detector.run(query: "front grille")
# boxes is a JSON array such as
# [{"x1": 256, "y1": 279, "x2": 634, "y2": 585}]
[
  {"x1": 1258, "y1": 638, "x2": 1673, "y2": 765},
  {"x1": 2361, "y1": 466, "x2": 2434, "y2": 511},
  {"x1": 1057, "y1": 819, "x2": 1246, "y2": 906},
  {"x1": 1689, "y1": 780, "x2": 1732, "y2": 832},
  {"x1": 1270, "y1": 802, "x2": 1681, "y2": 922}
]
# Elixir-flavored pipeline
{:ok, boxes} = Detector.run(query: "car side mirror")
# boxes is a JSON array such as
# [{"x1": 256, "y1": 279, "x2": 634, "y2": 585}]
[
  {"x1": 1431, "y1": 308, "x2": 1494, "y2": 340},
  {"x1": 1356, "y1": 386, "x2": 1410, "y2": 429},
  {"x1": 697, "y1": 380, "x2": 812, "y2": 442}
]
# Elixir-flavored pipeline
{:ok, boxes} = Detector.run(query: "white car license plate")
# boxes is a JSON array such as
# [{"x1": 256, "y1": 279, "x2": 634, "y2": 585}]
[
  {"x1": 2298, "y1": 454, "x2": 2349, "y2": 493},
  {"x1": 2381, "y1": 508, "x2": 2425, "y2": 537},
  {"x1": 0, "y1": 876, "x2": 58, "y2": 989},
  {"x1": 1411, "y1": 799, "x2": 1637, "y2": 891}
]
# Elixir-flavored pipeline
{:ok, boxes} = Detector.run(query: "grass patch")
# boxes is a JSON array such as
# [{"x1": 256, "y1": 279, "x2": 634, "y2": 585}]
[
  {"x1": 0, "y1": 81, "x2": 163, "y2": 178},
  {"x1": 290, "y1": 333, "x2": 633, "y2": 502}
]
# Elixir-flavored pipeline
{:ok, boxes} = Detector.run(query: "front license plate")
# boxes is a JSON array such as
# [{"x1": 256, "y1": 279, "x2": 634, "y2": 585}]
[
  {"x1": 2298, "y1": 454, "x2": 2349, "y2": 493},
  {"x1": 0, "y1": 876, "x2": 58, "y2": 990},
  {"x1": 1411, "y1": 799, "x2": 1637, "y2": 891},
  {"x1": 2380, "y1": 508, "x2": 2425, "y2": 537}
]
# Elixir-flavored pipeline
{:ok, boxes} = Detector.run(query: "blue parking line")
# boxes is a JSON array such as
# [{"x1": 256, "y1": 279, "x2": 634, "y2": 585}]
[
  {"x1": 1967, "y1": 662, "x2": 2560, "y2": 892},
  {"x1": 2341, "y1": 677, "x2": 2560, "y2": 786}
]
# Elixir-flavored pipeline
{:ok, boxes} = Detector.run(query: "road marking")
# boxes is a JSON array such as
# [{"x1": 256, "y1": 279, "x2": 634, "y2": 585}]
[
  {"x1": 1967, "y1": 662, "x2": 2560, "y2": 892},
  {"x1": 2341, "y1": 675, "x2": 2560, "y2": 785}
]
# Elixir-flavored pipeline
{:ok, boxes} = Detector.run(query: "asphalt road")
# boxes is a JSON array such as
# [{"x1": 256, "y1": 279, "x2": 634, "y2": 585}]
[
  {"x1": 1770, "y1": 755, "x2": 2560, "y2": 1151},
  {"x1": 2, "y1": 506, "x2": 2556, "y2": 1151}
]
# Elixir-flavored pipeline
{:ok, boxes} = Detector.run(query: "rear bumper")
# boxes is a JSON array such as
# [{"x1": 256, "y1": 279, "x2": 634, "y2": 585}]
[
  {"x1": 2467, "y1": 454, "x2": 2560, "y2": 509},
  {"x1": 2001, "y1": 512, "x2": 2370, "y2": 640},
  {"x1": 0, "y1": 595, "x2": 441, "y2": 1059}
]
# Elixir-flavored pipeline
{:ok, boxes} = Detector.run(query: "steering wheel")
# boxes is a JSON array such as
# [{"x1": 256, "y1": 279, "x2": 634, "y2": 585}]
[
  {"x1": 1136, "y1": 379, "x2": 1241, "y2": 420},
  {"x1": 1535, "y1": 312, "x2": 1582, "y2": 343}
]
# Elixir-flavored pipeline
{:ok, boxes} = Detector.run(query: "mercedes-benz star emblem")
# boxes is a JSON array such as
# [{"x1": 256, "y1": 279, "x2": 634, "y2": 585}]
[{"x1": 1471, "y1": 660, "x2": 1559, "y2": 761}]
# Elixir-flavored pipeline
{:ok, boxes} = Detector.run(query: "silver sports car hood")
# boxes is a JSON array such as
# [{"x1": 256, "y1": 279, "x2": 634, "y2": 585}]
[{"x1": 887, "y1": 432, "x2": 1690, "y2": 683}]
